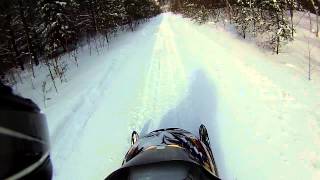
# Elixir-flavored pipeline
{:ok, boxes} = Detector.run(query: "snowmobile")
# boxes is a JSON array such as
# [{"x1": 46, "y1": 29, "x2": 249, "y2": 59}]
[{"x1": 106, "y1": 125, "x2": 220, "y2": 180}]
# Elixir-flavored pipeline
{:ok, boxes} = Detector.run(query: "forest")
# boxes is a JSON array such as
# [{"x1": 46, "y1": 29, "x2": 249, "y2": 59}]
[
  {"x1": 170, "y1": 0, "x2": 319, "y2": 54},
  {"x1": 1, "y1": 0, "x2": 319, "y2": 85},
  {"x1": 0, "y1": 0, "x2": 160, "y2": 82}
]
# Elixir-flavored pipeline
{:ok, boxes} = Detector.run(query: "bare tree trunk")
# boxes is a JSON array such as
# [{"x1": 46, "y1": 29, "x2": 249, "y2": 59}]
[
  {"x1": 42, "y1": 81, "x2": 47, "y2": 107},
  {"x1": 45, "y1": 58, "x2": 58, "y2": 93},
  {"x1": 30, "y1": 76, "x2": 35, "y2": 90},
  {"x1": 308, "y1": 11, "x2": 312, "y2": 32},
  {"x1": 30, "y1": 51, "x2": 36, "y2": 78},
  {"x1": 87, "y1": 35, "x2": 92, "y2": 56},
  {"x1": 310, "y1": 0, "x2": 319, "y2": 37},
  {"x1": 72, "y1": 49, "x2": 79, "y2": 67},
  {"x1": 242, "y1": 28, "x2": 246, "y2": 39},
  {"x1": 276, "y1": 13, "x2": 280, "y2": 54},
  {"x1": 93, "y1": 37, "x2": 100, "y2": 55},
  {"x1": 290, "y1": 5, "x2": 294, "y2": 38},
  {"x1": 224, "y1": 0, "x2": 233, "y2": 22},
  {"x1": 286, "y1": 0, "x2": 295, "y2": 38},
  {"x1": 53, "y1": 57, "x2": 63, "y2": 83},
  {"x1": 307, "y1": 38, "x2": 312, "y2": 80},
  {"x1": 105, "y1": 32, "x2": 109, "y2": 46},
  {"x1": 316, "y1": 12, "x2": 319, "y2": 37}
]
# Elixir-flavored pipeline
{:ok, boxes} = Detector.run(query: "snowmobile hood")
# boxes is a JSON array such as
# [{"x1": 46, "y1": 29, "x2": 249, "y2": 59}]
[{"x1": 106, "y1": 128, "x2": 220, "y2": 179}]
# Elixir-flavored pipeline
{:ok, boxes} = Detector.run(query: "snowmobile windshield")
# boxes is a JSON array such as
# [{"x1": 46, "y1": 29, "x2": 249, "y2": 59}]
[
  {"x1": 106, "y1": 161, "x2": 215, "y2": 180},
  {"x1": 129, "y1": 161, "x2": 212, "y2": 180}
]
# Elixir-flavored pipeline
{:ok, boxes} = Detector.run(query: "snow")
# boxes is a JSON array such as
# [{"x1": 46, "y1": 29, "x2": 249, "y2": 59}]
[{"x1": 14, "y1": 12, "x2": 320, "y2": 180}]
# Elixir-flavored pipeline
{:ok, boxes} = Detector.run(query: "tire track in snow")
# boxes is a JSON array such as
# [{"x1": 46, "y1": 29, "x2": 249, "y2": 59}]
[
  {"x1": 54, "y1": 17, "x2": 167, "y2": 180},
  {"x1": 49, "y1": 16, "x2": 166, "y2": 179},
  {"x1": 137, "y1": 15, "x2": 188, "y2": 134},
  {"x1": 51, "y1": 59, "x2": 118, "y2": 178}
]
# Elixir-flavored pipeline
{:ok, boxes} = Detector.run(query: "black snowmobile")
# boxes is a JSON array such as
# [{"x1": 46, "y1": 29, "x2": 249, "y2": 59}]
[{"x1": 106, "y1": 125, "x2": 220, "y2": 180}]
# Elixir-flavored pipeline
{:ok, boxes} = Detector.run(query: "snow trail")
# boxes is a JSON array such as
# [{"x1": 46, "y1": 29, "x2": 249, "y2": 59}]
[
  {"x1": 166, "y1": 15, "x2": 320, "y2": 180},
  {"x1": 17, "y1": 13, "x2": 320, "y2": 180}
]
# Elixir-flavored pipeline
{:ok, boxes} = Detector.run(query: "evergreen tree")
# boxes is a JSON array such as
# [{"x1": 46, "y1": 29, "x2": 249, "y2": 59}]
[
  {"x1": 176, "y1": 0, "x2": 294, "y2": 54},
  {"x1": 0, "y1": 0, "x2": 161, "y2": 80},
  {"x1": 261, "y1": 0, "x2": 292, "y2": 53},
  {"x1": 0, "y1": 1, "x2": 24, "y2": 70},
  {"x1": 99, "y1": 0, "x2": 127, "y2": 33},
  {"x1": 38, "y1": 0, "x2": 78, "y2": 58},
  {"x1": 15, "y1": 0, "x2": 40, "y2": 67}
]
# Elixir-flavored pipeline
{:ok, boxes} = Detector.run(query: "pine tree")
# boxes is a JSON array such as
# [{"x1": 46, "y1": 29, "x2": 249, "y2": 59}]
[
  {"x1": 38, "y1": 0, "x2": 78, "y2": 58},
  {"x1": 14, "y1": 0, "x2": 42, "y2": 76},
  {"x1": 100, "y1": 0, "x2": 127, "y2": 33},
  {"x1": 233, "y1": 0, "x2": 253, "y2": 39},
  {"x1": 261, "y1": 0, "x2": 292, "y2": 54},
  {"x1": 0, "y1": 1, "x2": 24, "y2": 70}
]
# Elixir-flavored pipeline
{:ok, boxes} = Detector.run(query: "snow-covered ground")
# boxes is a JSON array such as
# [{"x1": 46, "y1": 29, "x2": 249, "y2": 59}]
[{"x1": 15, "y1": 13, "x2": 320, "y2": 180}]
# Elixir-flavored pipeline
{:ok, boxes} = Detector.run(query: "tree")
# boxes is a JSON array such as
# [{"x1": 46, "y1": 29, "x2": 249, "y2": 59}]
[
  {"x1": 99, "y1": 0, "x2": 127, "y2": 34},
  {"x1": 309, "y1": 0, "x2": 319, "y2": 37},
  {"x1": 261, "y1": 0, "x2": 292, "y2": 54},
  {"x1": 286, "y1": 0, "x2": 298, "y2": 38},
  {"x1": 0, "y1": 0, "x2": 161, "y2": 83},
  {"x1": 16, "y1": 0, "x2": 41, "y2": 67},
  {"x1": 38, "y1": 0, "x2": 79, "y2": 57},
  {"x1": 124, "y1": 0, "x2": 160, "y2": 30},
  {"x1": 0, "y1": 2, "x2": 25, "y2": 70}
]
